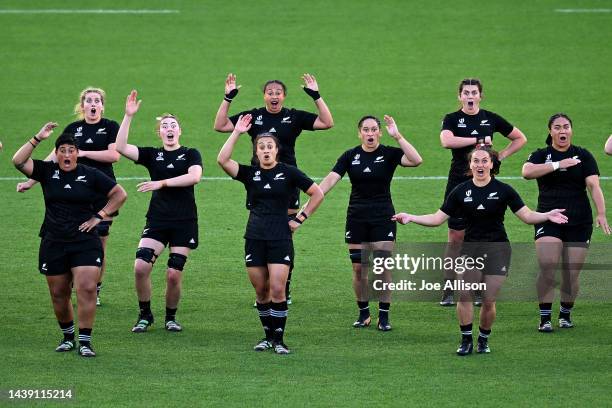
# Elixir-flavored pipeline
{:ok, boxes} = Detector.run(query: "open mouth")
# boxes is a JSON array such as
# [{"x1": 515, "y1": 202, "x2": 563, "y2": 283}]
[
  {"x1": 467, "y1": 101, "x2": 474, "y2": 108},
  {"x1": 63, "y1": 159, "x2": 71, "y2": 166},
  {"x1": 559, "y1": 135, "x2": 567, "y2": 142},
  {"x1": 476, "y1": 169, "x2": 484, "y2": 176},
  {"x1": 367, "y1": 137, "x2": 374, "y2": 143},
  {"x1": 263, "y1": 154, "x2": 270, "y2": 160},
  {"x1": 166, "y1": 133, "x2": 174, "y2": 141},
  {"x1": 90, "y1": 107, "x2": 97, "y2": 115}
]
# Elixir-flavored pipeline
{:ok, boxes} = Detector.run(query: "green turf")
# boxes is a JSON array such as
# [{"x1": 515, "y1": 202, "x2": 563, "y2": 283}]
[{"x1": 1, "y1": 0, "x2": 611, "y2": 406}]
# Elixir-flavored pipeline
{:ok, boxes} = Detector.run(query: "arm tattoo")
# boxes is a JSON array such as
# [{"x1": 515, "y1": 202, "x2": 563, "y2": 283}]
[{"x1": 15, "y1": 162, "x2": 26, "y2": 170}]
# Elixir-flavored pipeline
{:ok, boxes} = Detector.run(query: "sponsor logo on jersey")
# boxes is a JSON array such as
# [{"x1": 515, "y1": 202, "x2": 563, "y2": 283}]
[
  {"x1": 52, "y1": 170, "x2": 60, "y2": 179},
  {"x1": 85, "y1": 138, "x2": 94, "y2": 144},
  {"x1": 363, "y1": 167, "x2": 371, "y2": 173},
  {"x1": 263, "y1": 183, "x2": 271, "y2": 189},
  {"x1": 487, "y1": 192, "x2": 498, "y2": 200},
  {"x1": 96, "y1": 258, "x2": 101, "y2": 263},
  {"x1": 351, "y1": 154, "x2": 360, "y2": 165},
  {"x1": 471, "y1": 130, "x2": 479, "y2": 135},
  {"x1": 536, "y1": 227, "x2": 544, "y2": 236},
  {"x1": 189, "y1": 238, "x2": 196, "y2": 244},
  {"x1": 284, "y1": 255, "x2": 291, "y2": 261},
  {"x1": 545, "y1": 153, "x2": 552, "y2": 163},
  {"x1": 166, "y1": 163, "x2": 174, "y2": 169},
  {"x1": 388, "y1": 231, "x2": 394, "y2": 237},
  {"x1": 96, "y1": 128, "x2": 107, "y2": 134},
  {"x1": 374, "y1": 156, "x2": 385, "y2": 163},
  {"x1": 75, "y1": 175, "x2": 87, "y2": 182},
  {"x1": 480, "y1": 120, "x2": 490, "y2": 126},
  {"x1": 464, "y1": 189, "x2": 472, "y2": 202},
  {"x1": 64, "y1": 184, "x2": 72, "y2": 189},
  {"x1": 458, "y1": 118, "x2": 466, "y2": 128},
  {"x1": 281, "y1": 116, "x2": 291, "y2": 123},
  {"x1": 75, "y1": 126, "x2": 83, "y2": 137},
  {"x1": 269, "y1": 127, "x2": 276, "y2": 133},
  {"x1": 176, "y1": 154, "x2": 186, "y2": 160},
  {"x1": 245, "y1": 254, "x2": 252, "y2": 262},
  {"x1": 156, "y1": 152, "x2": 164, "y2": 161},
  {"x1": 253, "y1": 170, "x2": 261, "y2": 181},
  {"x1": 477, "y1": 204, "x2": 485, "y2": 210},
  {"x1": 274, "y1": 173, "x2": 285, "y2": 180},
  {"x1": 255, "y1": 115, "x2": 263, "y2": 125}
]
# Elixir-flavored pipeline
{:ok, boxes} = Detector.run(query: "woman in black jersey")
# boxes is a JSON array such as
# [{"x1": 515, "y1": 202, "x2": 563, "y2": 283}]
[
  {"x1": 319, "y1": 115, "x2": 422, "y2": 331},
  {"x1": 116, "y1": 90, "x2": 203, "y2": 334},
  {"x1": 438, "y1": 78, "x2": 527, "y2": 306},
  {"x1": 394, "y1": 146, "x2": 567, "y2": 355},
  {"x1": 17, "y1": 87, "x2": 121, "y2": 306},
  {"x1": 217, "y1": 114, "x2": 324, "y2": 355},
  {"x1": 13, "y1": 125, "x2": 127, "y2": 357},
  {"x1": 522, "y1": 113, "x2": 610, "y2": 332},
  {"x1": 214, "y1": 73, "x2": 334, "y2": 304}
]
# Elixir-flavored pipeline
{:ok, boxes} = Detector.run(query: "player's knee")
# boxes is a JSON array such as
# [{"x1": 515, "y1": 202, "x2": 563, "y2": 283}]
[
  {"x1": 49, "y1": 285, "x2": 70, "y2": 303},
  {"x1": 166, "y1": 268, "x2": 182, "y2": 287},
  {"x1": 349, "y1": 248, "x2": 362, "y2": 264},
  {"x1": 136, "y1": 247, "x2": 156, "y2": 264},
  {"x1": 269, "y1": 280, "x2": 285, "y2": 299},
  {"x1": 167, "y1": 253, "x2": 187, "y2": 272},
  {"x1": 373, "y1": 250, "x2": 392, "y2": 262}
]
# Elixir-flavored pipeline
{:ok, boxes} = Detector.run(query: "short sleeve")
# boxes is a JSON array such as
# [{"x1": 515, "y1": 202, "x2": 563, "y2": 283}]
[
  {"x1": 135, "y1": 147, "x2": 154, "y2": 166},
  {"x1": 229, "y1": 109, "x2": 255, "y2": 126},
  {"x1": 106, "y1": 120, "x2": 119, "y2": 144},
  {"x1": 440, "y1": 185, "x2": 462, "y2": 218},
  {"x1": 91, "y1": 167, "x2": 117, "y2": 196},
  {"x1": 233, "y1": 164, "x2": 252, "y2": 185},
  {"x1": 526, "y1": 149, "x2": 545, "y2": 164},
  {"x1": 506, "y1": 184, "x2": 525, "y2": 213},
  {"x1": 389, "y1": 146, "x2": 404, "y2": 167},
  {"x1": 490, "y1": 112, "x2": 514, "y2": 137},
  {"x1": 30, "y1": 160, "x2": 54, "y2": 183},
  {"x1": 288, "y1": 165, "x2": 314, "y2": 193},
  {"x1": 294, "y1": 109, "x2": 317, "y2": 131},
  {"x1": 580, "y1": 149, "x2": 600, "y2": 178},
  {"x1": 187, "y1": 148, "x2": 203, "y2": 168},
  {"x1": 331, "y1": 150, "x2": 351, "y2": 177},
  {"x1": 441, "y1": 114, "x2": 454, "y2": 131}
]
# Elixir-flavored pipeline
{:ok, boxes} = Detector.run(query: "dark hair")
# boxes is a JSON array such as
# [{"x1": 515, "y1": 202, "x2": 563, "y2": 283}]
[
  {"x1": 357, "y1": 115, "x2": 381, "y2": 129},
  {"x1": 252, "y1": 133, "x2": 281, "y2": 164},
  {"x1": 458, "y1": 78, "x2": 483, "y2": 94},
  {"x1": 54, "y1": 133, "x2": 78, "y2": 150},
  {"x1": 262, "y1": 80, "x2": 287, "y2": 95},
  {"x1": 466, "y1": 145, "x2": 500, "y2": 176},
  {"x1": 545, "y1": 113, "x2": 573, "y2": 145}
]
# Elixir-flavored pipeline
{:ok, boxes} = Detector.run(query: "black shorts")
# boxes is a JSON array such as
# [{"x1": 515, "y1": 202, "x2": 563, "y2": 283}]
[
  {"x1": 39, "y1": 238, "x2": 103, "y2": 276},
  {"x1": 244, "y1": 239, "x2": 294, "y2": 267},
  {"x1": 141, "y1": 219, "x2": 199, "y2": 249},
  {"x1": 345, "y1": 218, "x2": 397, "y2": 244},
  {"x1": 534, "y1": 222, "x2": 592, "y2": 247},
  {"x1": 461, "y1": 242, "x2": 511, "y2": 276}
]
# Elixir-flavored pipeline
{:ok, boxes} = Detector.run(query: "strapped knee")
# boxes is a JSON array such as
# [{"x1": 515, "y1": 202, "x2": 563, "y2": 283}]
[
  {"x1": 136, "y1": 247, "x2": 156, "y2": 264},
  {"x1": 168, "y1": 253, "x2": 187, "y2": 271},
  {"x1": 349, "y1": 248, "x2": 362, "y2": 264}
]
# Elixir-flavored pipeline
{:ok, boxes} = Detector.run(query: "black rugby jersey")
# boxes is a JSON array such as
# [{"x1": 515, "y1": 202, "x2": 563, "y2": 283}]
[
  {"x1": 135, "y1": 146, "x2": 202, "y2": 221},
  {"x1": 526, "y1": 145, "x2": 599, "y2": 225},
  {"x1": 30, "y1": 160, "x2": 116, "y2": 242},
  {"x1": 62, "y1": 118, "x2": 119, "y2": 179},
  {"x1": 234, "y1": 162, "x2": 314, "y2": 240},
  {"x1": 441, "y1": 110, "x2": 513, "y2": 188},
  {"x1": 332, "y1": 144, "x2": 404, "y2": 221},
  {"x1": 441, "y1": 178, "x2": 525, "y2": 242},
  {"x1": 230, "y1": 107, "x2": 317, "y2": 166}
]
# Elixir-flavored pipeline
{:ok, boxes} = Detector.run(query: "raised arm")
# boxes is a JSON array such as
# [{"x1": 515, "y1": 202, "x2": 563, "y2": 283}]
[
  {"x1": 213, "y1": 73, "x2": 240, "y2": 132},
  {"x1": 302, "y1": 74, "x2": 334, "y2": 130},
  {"x1": 514, "y1": 206, "x2": 568, "y2": 225},
  {"x1": 586, "y1": 175, "x2": 611, "y2": 234},
  {"x1": 115, "y1": 90, "x2": 142, "y2": 162},
  {"x1": 12, "y1": 122, "x2": 58, "y2": 177},
  {"x1": 392, "y1": 209, "x2": 449, "y2": 227},
  {"x1": 498, "y1": 127, "x2": 527, "y2": 161},
  {"x1": 384, "y1": 115, "x2": 423, "y2": 167},
  {"x1": 522, "y1": 157, "x2": 581, "y2": 179},
  {"x1": 217, "y1": 114, "x2": 252, "y2": 177}
]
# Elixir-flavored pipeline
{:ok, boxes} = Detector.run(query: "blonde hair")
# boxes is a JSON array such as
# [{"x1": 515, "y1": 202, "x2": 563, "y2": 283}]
[
  {"x1": 155, "y1": 113, "x2": 180, "y2": 133},
  {"x1": 74, "y1": 87, "x2": 106, "y2": 119}
]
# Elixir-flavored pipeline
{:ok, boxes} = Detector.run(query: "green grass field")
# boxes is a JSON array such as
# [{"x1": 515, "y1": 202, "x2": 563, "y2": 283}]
[{"x1": 1, "y1": 0, "x2": 611, "y2": 406}]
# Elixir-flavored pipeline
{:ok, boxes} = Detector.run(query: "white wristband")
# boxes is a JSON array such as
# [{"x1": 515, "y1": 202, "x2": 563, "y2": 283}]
[{"x1": 551, "y1": 161, "x2": 560, "y2": 171}]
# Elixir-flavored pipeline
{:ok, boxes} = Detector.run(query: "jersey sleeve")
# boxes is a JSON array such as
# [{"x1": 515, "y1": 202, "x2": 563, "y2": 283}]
[
  {"x1": 331, "y1": 150, "x2": 351, "y2": 177},
  {"x1": 106, "y1": 120, "x2": 119, "y2": 144},
  {"x1": 135, "y1": 147, "x2": 154, "y2": 167},
  {"x1": 490, "y1": 112, "x2": 514, "y2": 137},
  {"x1": 525, "y1": 148, "x2": 545, "y2": 164},
  {"x1": 288, "y1": 165, "x2": 315, "y2": 193},
  {"x1": 91, "y1": 167, "x2": 117, "y2": 197},
  {"x1": 233, "y1": 164, "x2": 251, "y2": 185},
  {"x1": 187, "y1": 148, "x2": 203, "y2": 169},
  {"x1": 505, "y1": 184, "x2": 526, "y2": 213},
  {"x1": 389, "y1": 146, "x2": 404, "y2": 167},
  {"x1": 440, "y1": 185, "x2": 462, "y2": 218},
  {"x1": 580, "y1": 149, "x2": 600, "y2": 178},
  {"x1": 294, "y1": 109, "x2": 317, "y2": 131},
  {"x1": 229, "y1": 109, "x2": 255, "y2": 126},
  {"x1": 30, "y1": 160, "x2": 54, "y2": 183},
  {"x1": 441, "y1": 113, "x2": 454, "y2": 132}
]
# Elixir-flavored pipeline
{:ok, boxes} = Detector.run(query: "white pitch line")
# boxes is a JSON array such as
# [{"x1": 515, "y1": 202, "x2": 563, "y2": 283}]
[
  {"x1": 1, "y1": 176, "x2": 611, "y2": 181},
  {"x1": 0, "y1": 9, "x2": 180, "y2": 14},
  {"x1": 554, "y1": 8, "x2": 612, "y2": 13}
]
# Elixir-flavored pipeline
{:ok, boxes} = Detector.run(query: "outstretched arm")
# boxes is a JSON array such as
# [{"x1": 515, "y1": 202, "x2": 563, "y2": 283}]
[
  {"x1": 392, "y1": 209, "x2": 449, "y2": 227},
  {"x1": 217, "y1": 114, "x2": 251, "y2": 178},
  {"x1": 514, "y1": 206, "x2": 568, "y2": 225},
  {"x1": 318, "y1": 171, "x2": 341, "y2": 195},
  {"x1": 115, "y1": 90, "x2": 141, "y2": 162},
  {"x1": 213, "y1": 73, "x2": 241, "y2": 132},
  {"x1": 384, "y1": 115, "x2": 422, "y2": 167},
  {"x1": 302, "y1": 74, "x2": 333, "y2": 130}
]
